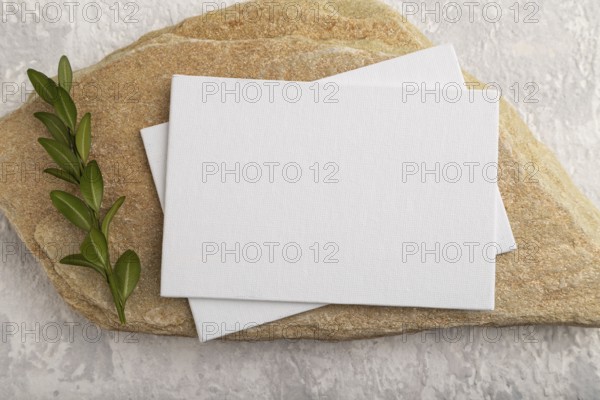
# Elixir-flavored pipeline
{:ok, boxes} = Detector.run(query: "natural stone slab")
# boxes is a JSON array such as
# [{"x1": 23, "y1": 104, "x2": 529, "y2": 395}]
[{"x1": 1, "y1": 0, "x2": 599, "y2": 340}]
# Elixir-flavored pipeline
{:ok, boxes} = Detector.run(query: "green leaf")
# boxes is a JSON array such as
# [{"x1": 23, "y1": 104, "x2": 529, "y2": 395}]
[
  {"x1": 75, "y1": 113, "x2": 91, "y2": 162},
  {"x1": 50, "y1": 190, "x2": 95, "y2": 231},
  {"x1": 53, "y1": 87, "x2": 77, "y2": 132},
  {"x1": 60, "y1": 253, "x2": 106, "y2": 278},
  {"x1": 101, "y1": 196, "x2": 125, "y2": 238},
  {"x1": 38, "y1": 138, "x2": 80, "y2": 178},
  {"x1": 114, "y1": 250, "x2": 140, "y2": 303},
  {"x1": 44, "y1": 168, "x2": 78, "y2": 184},
  {"x1": 27, "y1": 69, "x2": 58, "y2": 104},
  {"x1": 34, "y1": 112, "x2": 70, "y2": 145},
  {"x1": 80, "y1": 227, "x2": 109, "y2": 268},
  {"x1": 80, "y1": 161, "x2": 103, "y2": 212},
  {"x1": 58, "y1": 55, "x2": 72, "y2": 92}
]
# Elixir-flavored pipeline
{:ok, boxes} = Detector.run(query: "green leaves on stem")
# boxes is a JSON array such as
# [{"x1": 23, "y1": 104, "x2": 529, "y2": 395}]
[
  {"x1": 30, "y1": 56, "x2": 140, "y2": 325},
  {"x1": 27, "y1": 69, "x2": 58, "y2": 104},
  {"x1": 58, "y1": 55, "x2": 73, "y2": 92},
  {"x1": 60, "y1": 253, "x2": 106, "y2": 279},
  {"x1": 50, "y1": 190, "x2": 95, "y2": 231},
  {"x1": 38, "y1": 138, "x2": 80, "y2": 179},
  {"x1": 54, "y1": 87, "x2": 77, "y2": 132},
  {"x1": 101, "y1": 196, "x2": 125, "y2": 238},
  {"x1": 76, "y1": 113, "x2": 91, "y2": 162},
  {"x1": 114, "y1": 250, "x2": 141, "y2": 304},
  {"x1": 81, "y1": 228, "x2": 109, "y2": 268},
  {"x1": 44, "y1": 168, "x2": 79, "y2": 185},
  {"x1": 34, "y1": 112, "x2": 69, "y2": 145},
  {"x1": 80, "y1": 161, "x2": 103, "y2": 212}
]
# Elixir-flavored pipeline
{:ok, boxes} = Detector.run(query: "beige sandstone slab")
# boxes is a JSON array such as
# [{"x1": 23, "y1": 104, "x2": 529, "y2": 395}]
[{"x1": 0, "y1": 0, "x2": 599, "y2": 340}]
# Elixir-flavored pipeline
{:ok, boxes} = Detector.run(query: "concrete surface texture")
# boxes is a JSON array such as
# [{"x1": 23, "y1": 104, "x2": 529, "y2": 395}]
[{"x1": 0, "y1": 0, "x2": 599, "y2": 398}]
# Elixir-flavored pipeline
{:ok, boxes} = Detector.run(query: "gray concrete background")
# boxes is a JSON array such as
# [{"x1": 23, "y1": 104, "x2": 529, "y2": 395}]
[{"x1": 1, "y1": 0, "x2": 599, "y2": 398}]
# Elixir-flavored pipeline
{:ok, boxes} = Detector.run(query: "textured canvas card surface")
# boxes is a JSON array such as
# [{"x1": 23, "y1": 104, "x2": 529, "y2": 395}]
[{"x1": 161, "y1": 74, "x2": 499, "y2": 309}]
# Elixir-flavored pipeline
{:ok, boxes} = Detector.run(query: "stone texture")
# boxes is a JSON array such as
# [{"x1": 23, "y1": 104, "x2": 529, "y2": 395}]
[{"x1": 0, "y1": 0, "x2": 598, "y2": 340}]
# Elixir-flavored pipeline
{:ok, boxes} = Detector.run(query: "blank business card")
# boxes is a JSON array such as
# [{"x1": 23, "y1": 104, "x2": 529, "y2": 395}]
[{"x1": 161, "y1": 76, "x2": 499, "y2": 310}]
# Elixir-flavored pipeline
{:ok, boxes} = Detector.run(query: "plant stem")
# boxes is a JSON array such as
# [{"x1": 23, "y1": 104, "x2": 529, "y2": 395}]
[{"x1": 31, "y1": 58, "x2": 139, "y2": 326}]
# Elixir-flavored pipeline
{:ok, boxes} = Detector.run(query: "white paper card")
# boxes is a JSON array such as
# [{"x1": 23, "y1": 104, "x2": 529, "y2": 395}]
[{"x1": 161, "y1": 75, "x2": 499, "y2": 309}]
